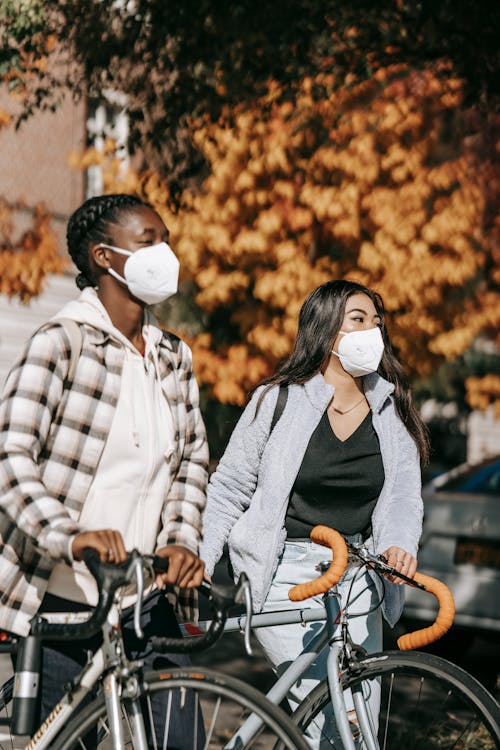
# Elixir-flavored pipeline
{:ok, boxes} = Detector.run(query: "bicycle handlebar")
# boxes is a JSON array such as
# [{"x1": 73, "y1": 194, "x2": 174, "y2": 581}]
[
  {"x1": 29, "y1": 550, "x2": 252, "y2": 654},
  {"x1": 150, "y1": 557, "x2": 252, "y2": 654},
  {"x1": 288, "y1": 526, "x2": 348, "y2": 601},
  {"x1": 30, "y1": 549, "x2": 129, "y2": 640},
  {"x1": 287, "y1": 525, "x2": 456, "y2": 650}
]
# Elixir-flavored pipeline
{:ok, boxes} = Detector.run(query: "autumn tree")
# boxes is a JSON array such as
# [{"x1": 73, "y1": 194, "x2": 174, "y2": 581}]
[
  {"x1": 75, "y1": 64, "x2": 499, "y2": 416},
  {"x1": 0, "y1": 195, "x2": 64, "y2": 301},
  {"x1": 0, "y1": 118, "x2": 64, "y2": 302},
  {"x1": 170, "y1": 68, "x2": 497, "y2": 409},
  {"x1": 0, "y1": 0, "x2": 64, "y2": 301},
  {"x1": 4, "y1": 1, "x2": 499, "y2": 186},
  {"x1": 10, "y1": 0, "x2": 498, "y2": 412}
]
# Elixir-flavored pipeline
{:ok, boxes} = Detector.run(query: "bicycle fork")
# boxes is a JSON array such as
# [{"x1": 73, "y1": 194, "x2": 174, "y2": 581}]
[
  {"x1": 102, "y1": 670, "x2": 151, "y2": 750},
  {"x1": 325, "y1": 592, "x2": 379, "y2": 750},
  {"x1": 101, "y1": 608, "x2": 149, "y2": 750}
]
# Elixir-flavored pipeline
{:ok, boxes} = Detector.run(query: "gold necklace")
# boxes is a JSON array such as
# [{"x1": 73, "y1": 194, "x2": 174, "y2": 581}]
[{"x1": 331, "y1": 395, "x2": 365, "y2": 415}]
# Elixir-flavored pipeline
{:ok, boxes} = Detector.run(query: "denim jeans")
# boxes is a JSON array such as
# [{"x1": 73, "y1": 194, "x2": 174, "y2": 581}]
[
  {"x1": 255, "y1": 539, "x2": 383, "y2": 749},
  {"x1": 39, "y1": 591, "x2": 204, "y2": 750}
]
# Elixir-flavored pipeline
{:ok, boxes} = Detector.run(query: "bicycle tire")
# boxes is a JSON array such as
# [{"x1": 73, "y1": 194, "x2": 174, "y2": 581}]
[
  {"x1": 290, "y1": 650, "x2": 500, "y2": 749},
  {"x1": 0, "y1": 677, "x2": 13, "y2": 712},
  {"x1": 0, "y1": 676, "x2": 14, "y2": 750},
  {"x1": 51, "y1": 666, "x2": 310, "y2": 750}
]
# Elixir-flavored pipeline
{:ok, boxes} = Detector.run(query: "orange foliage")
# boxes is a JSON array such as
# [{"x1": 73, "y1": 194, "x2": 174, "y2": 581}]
[
  {"x1": 76, "y1": 67, "x2": 499, "y2": 410},
  {"x1": 174, "y1": 66, "x2": 498, "y2": 405},
  {"x1": 0, "y1": 112, "x2": 65, "y2": 301},
  {"x1": 466, "y1": 376, "x2": 500, "y2": 418},
  {"x1": 68, "y1": 140, "x2": 178, "y2": 231},
  {"x1": 3, "y1": 33, "x2": 57, "y2": 101},
  {"x1": 0, "y1": 200, "x2": 66, "y2": 302},
  {"x1": 0, "y1": 110, "x2": 11, "y2": 128}
]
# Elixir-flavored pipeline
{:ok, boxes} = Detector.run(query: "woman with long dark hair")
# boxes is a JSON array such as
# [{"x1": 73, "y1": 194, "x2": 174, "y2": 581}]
[{"x1": 201, "y1": 279, "x2": 429, "y2": 747}]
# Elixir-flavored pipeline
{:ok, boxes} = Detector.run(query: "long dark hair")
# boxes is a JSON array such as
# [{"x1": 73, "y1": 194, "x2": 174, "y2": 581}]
[
  {"x1": 66, "y1": 194, "x2": 147, "y2": 290},
  {"x1": 254, "y1": 280, "x2": 430, "y2": 464}
]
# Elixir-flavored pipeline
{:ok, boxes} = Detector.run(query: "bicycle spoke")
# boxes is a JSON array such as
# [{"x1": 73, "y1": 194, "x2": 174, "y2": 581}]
[
  {"x1": 203, "y1": 695, "x2": 220, "y2": 750},
  {"x1": 192, "y1": 692, "x2": 198, "y2": 750},
  {"x1": 407, "y1": 677, "x2": 424, "y2": 750},
  {"x1": 145, "y1": 694, "x2": 158, "y2": 750},
  {"x1": 123, "y1": 706, "x2": 133, "y2": 747},
  {"x1": 381, "y1": 671, "x2": 393, "y2": 750},
  {"x1": 293, "y1": 652, "x2": 500, "y2": 750},
  {"x1": 50, "y1": 668, "x2": 308, "y2": 750},
  {"x1": 161, "y1": 690, "x2": 172, "y2": 750}
]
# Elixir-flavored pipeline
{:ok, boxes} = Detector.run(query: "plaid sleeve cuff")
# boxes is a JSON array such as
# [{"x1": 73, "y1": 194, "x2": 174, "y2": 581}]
[
  {"x1": 66, "y1": 533, "x2": 78, "y2": 564},
  {"x1": 40, "y1": 524, "x2": 81, "y2": 563}
]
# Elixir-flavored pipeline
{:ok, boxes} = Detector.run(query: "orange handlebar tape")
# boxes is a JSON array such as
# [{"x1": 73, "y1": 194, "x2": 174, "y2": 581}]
[
  {"x1": 288, "y1": 526, "x2": 348, "y2": 602},
  {"x1": 397, "y1": 572, "x2": 455, "y2": 650}
]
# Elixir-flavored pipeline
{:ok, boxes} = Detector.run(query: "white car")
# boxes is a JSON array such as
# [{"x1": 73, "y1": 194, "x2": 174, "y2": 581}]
[{"x1": 403, "y1": 457, "x2": 500, "y2": 638}]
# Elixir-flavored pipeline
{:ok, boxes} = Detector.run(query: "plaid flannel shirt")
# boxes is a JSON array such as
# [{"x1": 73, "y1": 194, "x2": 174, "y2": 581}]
[{"x1": 0, "y1": 321, "x2": 208, "y2": 636}]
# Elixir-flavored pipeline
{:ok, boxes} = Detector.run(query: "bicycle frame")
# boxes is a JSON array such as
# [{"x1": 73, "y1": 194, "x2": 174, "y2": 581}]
[
  {"x1": 194, "y1": 573, "x2": 380, "y2": 750},
  {"x1": 17, "y1": 602, "x2": 150, "y2": 750}
]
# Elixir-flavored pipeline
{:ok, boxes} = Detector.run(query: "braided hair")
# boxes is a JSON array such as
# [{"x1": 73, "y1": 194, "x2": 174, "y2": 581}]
[{"x1": 67, "y1": 194, "x2": 147, "y2": 290}]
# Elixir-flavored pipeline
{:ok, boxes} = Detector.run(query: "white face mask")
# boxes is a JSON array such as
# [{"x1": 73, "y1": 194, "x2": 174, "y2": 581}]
[
  {"x1": 101, "y1": 242, "x2": 180, "y2": 305},
  {"x1": 332, "y1": 326, "x2": 384, "y2": 377}
]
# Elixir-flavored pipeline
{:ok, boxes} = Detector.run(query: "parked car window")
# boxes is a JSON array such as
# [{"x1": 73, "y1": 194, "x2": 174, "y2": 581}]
[{"x1": 436, "y1": 461, "x2": 500, "y2": 495}]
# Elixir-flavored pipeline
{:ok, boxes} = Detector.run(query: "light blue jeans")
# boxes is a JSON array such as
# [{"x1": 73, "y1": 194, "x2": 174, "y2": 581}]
[{"x1": 255, "y1": 539, "x2": 383, "y2": 749}]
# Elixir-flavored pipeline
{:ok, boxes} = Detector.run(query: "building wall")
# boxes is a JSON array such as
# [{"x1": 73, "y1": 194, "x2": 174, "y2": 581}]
[
  {"x1": 0, "y1": 89, "x2": 87, "y2": 252},
  {"x1": 0, "y1": 273, "x2": 79, "y2": 389},
  {"x1": 0, "y1": 85, "x2": 86, "y2": 386}
]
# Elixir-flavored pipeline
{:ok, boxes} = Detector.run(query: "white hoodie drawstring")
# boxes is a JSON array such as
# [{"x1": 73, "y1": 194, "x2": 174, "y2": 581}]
[
  {"x1": 134, "y1": 326, "x2": 164, "y2": 449},
  {"x1": 127, "y1": 348, "x2": 141, "y2": 447}
]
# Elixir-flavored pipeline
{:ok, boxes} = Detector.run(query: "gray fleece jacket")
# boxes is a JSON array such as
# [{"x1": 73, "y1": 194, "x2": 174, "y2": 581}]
[{"x1": 201, "y1": 372, "x2": 423, "y2": 626}]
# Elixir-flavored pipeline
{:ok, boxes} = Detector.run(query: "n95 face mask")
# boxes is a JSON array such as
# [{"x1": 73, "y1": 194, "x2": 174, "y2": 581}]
[
  {"x1": 332, "y1": 326, "x2": 384, "y2": 377},
  {"x1": 101, "y1": 242, "x2": 180, "y2": 305}
]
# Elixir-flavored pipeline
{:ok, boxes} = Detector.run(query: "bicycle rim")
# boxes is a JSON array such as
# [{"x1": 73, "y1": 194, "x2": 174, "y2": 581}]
[
  {"x1": 51, "y1": 666, "x2": 309, "y2": 750},
  {"x1": 292, "y1": 650, "x2": 500, "y2": 749}
]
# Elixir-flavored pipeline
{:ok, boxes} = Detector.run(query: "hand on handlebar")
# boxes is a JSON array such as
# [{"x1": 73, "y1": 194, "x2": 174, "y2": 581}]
[
  {"x1": 154, "y1": 545, "x2": 205, "y2": 589},
  {"x1": 381, "y1": 546, "x2": 417, "y2": 584},
  {"x1": 72, "y1": 530, "x2": 127, "y2": 564}
]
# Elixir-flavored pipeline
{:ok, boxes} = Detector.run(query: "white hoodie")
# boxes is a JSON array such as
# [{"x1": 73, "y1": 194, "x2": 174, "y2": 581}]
[{"x1": 46, "y1": 288, "x2": 175, "y2": 606}]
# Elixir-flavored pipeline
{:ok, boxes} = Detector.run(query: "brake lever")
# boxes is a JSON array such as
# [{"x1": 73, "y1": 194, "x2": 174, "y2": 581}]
[
  {"x1": 373, "y1": 554, "x2": 425, "y2": 589},
  {"x1": 233, "y1": 573, "x2": 253, "y2": 656},
  {"x1": 349, "y1": 546, "x2": 425, "y2": 590},
  {"x1": 132, "y1": 554, "x2": 145, "y2": 639}
]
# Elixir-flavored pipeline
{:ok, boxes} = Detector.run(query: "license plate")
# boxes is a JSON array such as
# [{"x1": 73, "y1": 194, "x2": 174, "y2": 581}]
[{"x1": 454, "y1": 538, "x2": 500, "y2": 568}]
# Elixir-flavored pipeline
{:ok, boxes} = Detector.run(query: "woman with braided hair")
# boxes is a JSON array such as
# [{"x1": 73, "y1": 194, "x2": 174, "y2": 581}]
[{"x1": 0, "y1": 193, "x2": 208, "y2": 746}]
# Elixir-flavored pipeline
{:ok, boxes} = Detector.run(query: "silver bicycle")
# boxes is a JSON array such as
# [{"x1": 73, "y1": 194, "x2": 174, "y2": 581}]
[
  {"x1": 0, "y1": 549, "x2": 309, "y2": 750},
  {"x1": 191, "y1": 526, "x2": 500, "y2": 749}
]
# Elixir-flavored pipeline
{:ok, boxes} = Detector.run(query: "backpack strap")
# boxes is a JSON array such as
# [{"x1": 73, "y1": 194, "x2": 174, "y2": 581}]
[
  {"x1": 224, "y1": 383, "x2": 287, "y2": 580},
  {"x1": 270, "y1": 384, "x2": 288, "y2": 435},
  {"x1": 57, "y1": 319, "x2": 82, "y2": 382}
]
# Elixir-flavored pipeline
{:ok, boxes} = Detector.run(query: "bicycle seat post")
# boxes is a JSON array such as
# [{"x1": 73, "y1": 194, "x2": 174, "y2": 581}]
[{"x1": 11, "y1": 631, "x2": 42, "y2": 736}]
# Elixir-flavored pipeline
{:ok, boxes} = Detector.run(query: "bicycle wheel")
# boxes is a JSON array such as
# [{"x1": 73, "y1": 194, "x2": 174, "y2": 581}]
[
  {"x1": 0, "y1": 676, "x2": 13, "y2": 714},
  {"x1": 291, "y1": 650, "x2": 500, "y2": 749},
  {"x1": 0, "y1": 676, "x2": 16, "y2": 750},
  {"x1": 51, "y1": 666, "x2": 309, "y2": 750}
]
